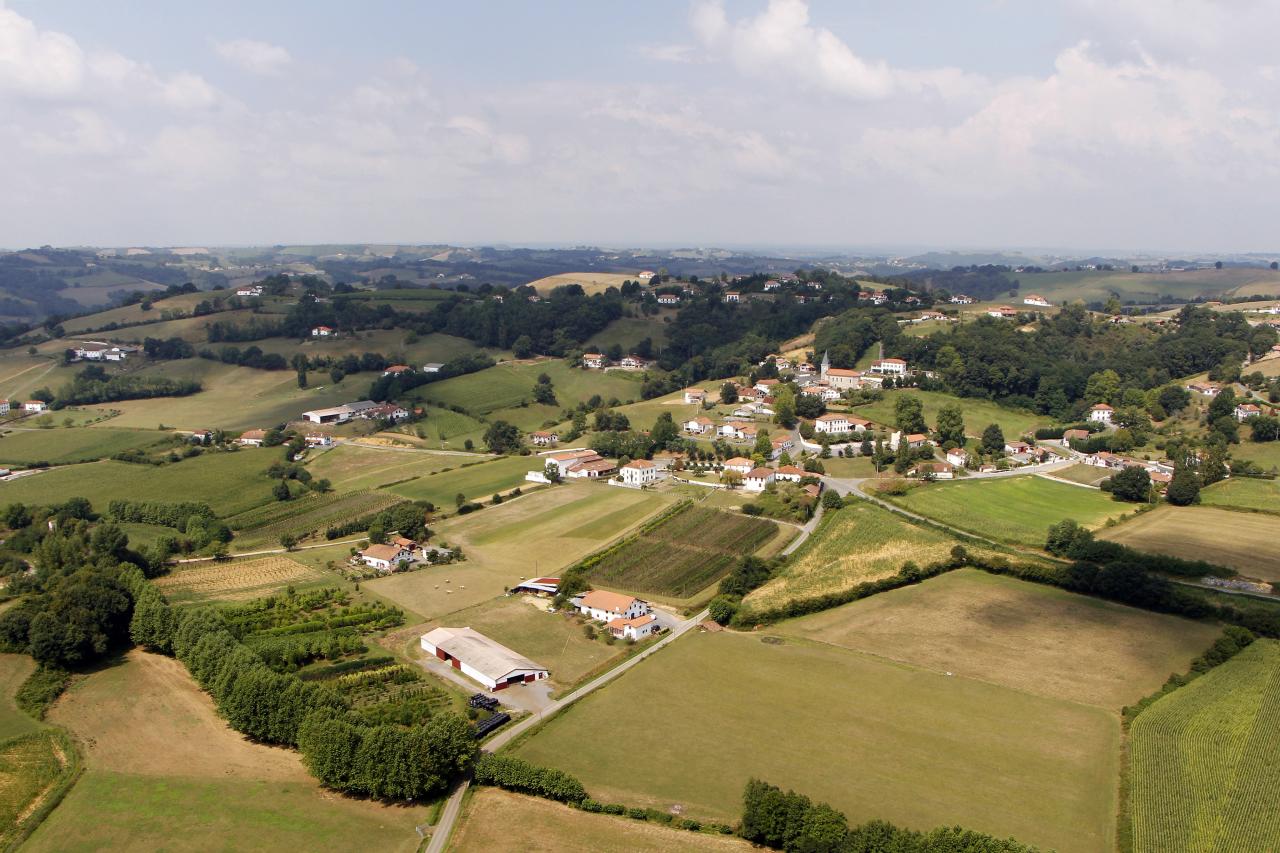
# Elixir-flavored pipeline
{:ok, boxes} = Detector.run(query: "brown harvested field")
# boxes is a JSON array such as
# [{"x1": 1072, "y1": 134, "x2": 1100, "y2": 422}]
[
  {"x1": 1099, "y1": 505, "x2": 1280, "y2": 581},
  {"x1": 775, "y1": 569, "x2": 1220, "y2": 709},
  {"x1": 1045, "y1": 464, "x2": 1109, "y2": 486},
  {"x1": 49, "y1": 651, "x2": 304, "y2": 780},
  {"x1": 452, "y1": 788, "x2": 753, "y2": 853},
  {"x1": 526, "y1": 272, "x2": 637, "y2": 295},
  {"x1": 155, "y1": 555, "x2": 333, "y2": 604},
  {"x1": 370, "y1": 483, "x2": 672, "y2": 622}
]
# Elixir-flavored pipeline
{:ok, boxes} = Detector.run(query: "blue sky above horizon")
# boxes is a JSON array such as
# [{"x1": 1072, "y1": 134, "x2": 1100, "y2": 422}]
[{"x1": 3, "y1": 1, "x2": 1278, "y2": 253}]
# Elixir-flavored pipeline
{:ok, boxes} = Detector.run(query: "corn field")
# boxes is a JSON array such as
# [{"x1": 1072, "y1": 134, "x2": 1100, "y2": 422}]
[{"x1": 1129, "y1": 639, "x2": 1280, "y2": 852}]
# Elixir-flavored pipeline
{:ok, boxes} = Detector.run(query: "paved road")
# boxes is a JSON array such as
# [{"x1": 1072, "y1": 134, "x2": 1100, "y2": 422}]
[{"x1": 423, "y1": 492, "x2": 829, "y2": 852}]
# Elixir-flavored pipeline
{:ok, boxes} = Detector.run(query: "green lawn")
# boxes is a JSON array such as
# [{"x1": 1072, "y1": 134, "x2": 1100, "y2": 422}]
[
  {"x1": 407, "y1": 407, "x2": 488, "y2": 449},
  {"x1": 383, "y1": 455, "x2": 538, "y2": 506},
  {"x1": 0, "y1": 427, "x2": 167, "y2": 465},
  {"x1": 850, "y1": 389, "x2": 1046, "y2": 439},
  {"x1": 305, "y1": 444, "x2": 466, "y2": 492},
  {"x1": 1129, "y1": 639, "x2": 1280, "y2": 853},
  {"x1": 1200, "y1": 477, "x2": 1280, "y2": 513},
  {"x1": 884, "y1": 475, "x2": 1127, "y2": 547},
  {"x1": 0, "y1": 449, "x2": 279, "y2": 516},
  {"x1": 513, "y1": 631, "x2": 1118, "y2": 853},
  {"x1": 0, "y1": 654, "x2": 40, "y2": 743},
  {"x1": 417, "y1": 360, "x2": 644, "y2": 416}
]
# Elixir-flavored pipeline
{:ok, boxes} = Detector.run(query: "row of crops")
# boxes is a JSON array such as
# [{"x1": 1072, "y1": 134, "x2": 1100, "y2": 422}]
[
  {"x1": 587, "y1": 506, "x2": 778, "y2": 597},
  {"x1": 223, "y1": 490, "x2": 405, "y2": 543},
  {"x1": 1129, "y1": 639, "x2": 1280, "y2": 852},
  {"x1": 302, "y1": 658, "x2": 454, "y2": 727}
]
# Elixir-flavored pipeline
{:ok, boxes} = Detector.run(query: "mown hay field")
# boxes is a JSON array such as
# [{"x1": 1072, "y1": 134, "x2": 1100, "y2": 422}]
[
  {"x1": 526, "y1": 272, "x2": 637, "y2": 295},
  {"x1": 587, "y1": 506, "x2": 778, "y2": 598},
  {"x1": 885, "y1": 475, "x2": 1126, "y2": 547},
  {"x1": 1099, "y1": 505, "x2": 1280, "y2": 581},
  {"x1": 371, "y1": 484, "x2": 671, "y2": 622},
  {"x1": 849, "y1": 389, "x2": 1045, "y2": 441},
  {"x1": 304, "y1": 444, "x2": 465, "y2": 492},
  {"x1": 0, "y1": 449, "x2": 279, "y2": 516},
  {"x1": 453, "y1": 789, "x2": 753, "y2": 853},
  {"x1": 225, "y1": 490, "x2": 405, "y2": 548},
  {"x1": 514, "y1": 630, "x2": 1118, "y2": 853},
  {"x1": 1046, "y1": 463, "x2": 1110, "y2": 486},
  {"x1": 155, "y1": 555, "x2": 333, "y2": 604},
  {"x1": 1129, "y1": 639, "x2": 1280, "y2": 853},
  {"x1": 0, "y1": 427, "x2": 166, "y2": 465},
  {"x1": 775, "y1": 569, "x2": 1219, "y2": 708},
  {"x1": 26, "y1": 651, "x2": 427, "y2": 852},
  {"x1": 1200, "y1": 477, "x2": 1280, "y2": 513},
  {"x1": 742, "y1": 499, "x2": 958, "y2": 617}
]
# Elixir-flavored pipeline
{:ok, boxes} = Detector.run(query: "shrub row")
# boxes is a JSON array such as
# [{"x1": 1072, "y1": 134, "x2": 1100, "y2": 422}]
[
  {"x1": 106, "y1": 499, "x2": 214, "y2": 531},
  {"x1": 473, "y1": 754, "x2": 588, "y2": 804}
]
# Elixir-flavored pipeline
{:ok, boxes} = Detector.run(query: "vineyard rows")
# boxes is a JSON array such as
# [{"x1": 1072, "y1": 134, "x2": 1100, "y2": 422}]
[
  {"x1": 225, "y1": 490, "x2": 404, "y2": 542},
  {"x1": 1129, "y1": 639, "x2": 1280, "y2": 853},
  {"x1": 588, "y1": 507, "x2": 777, "y2": 597}
]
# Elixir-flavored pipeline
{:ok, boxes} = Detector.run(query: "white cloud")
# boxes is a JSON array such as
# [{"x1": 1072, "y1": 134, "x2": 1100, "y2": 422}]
[
  {"x1": 0, "y1": 6, "x2": 84, "y2": 97},
  {"x1": 213, "y1": 38, "x2": 292, "y2": 75}
]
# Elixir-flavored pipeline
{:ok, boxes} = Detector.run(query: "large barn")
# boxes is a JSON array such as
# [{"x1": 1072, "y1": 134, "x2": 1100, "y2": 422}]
[{"x1": 420, "y1": 627, "x2": 549, "y2": 691}]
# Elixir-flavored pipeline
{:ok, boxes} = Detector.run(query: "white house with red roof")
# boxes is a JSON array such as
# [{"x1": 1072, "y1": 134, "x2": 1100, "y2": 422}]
[
  {"x1": 722, "y1": 457, "x2": 753, "y2": 475},
  {"x1": 311, "y1": 325, "x2": 334, "y2": 336},
  {"x1": 529, "y1": 430, "x2": 559, "y2": 447},
  {"x1": 774, "y1": 465, "x2": 806, "y2": 483},
  {"x1": 578, "y1": 590, "x2": 649, "y2": 623},
  {"x1": 986, "y1": 306, "x2": 1019, "y2": 318},
  {"x1": 1089, "y1": 403, "x2": 1114, "y2": 424},
  {"x1": 682, "y1": 387, "x2": 706, "y2": 404},
  {"x1": 1023, "y1": 295, "x2": 1052, "y2": 307},
  {"x1": 606, "y1": 612, "x2": 660, "y2": 641},
  {"x1": 22, "y1": 400, "x2": 46, "y2": 413},
  {"x1": 620, "y1": 459, "x2": 663, "y2": 486},
  {"x1": 743, "y1": 467, "x2": 776, "y2": 492},
  {"x1": 870, "y1": 358, "x2": 908, "y2": 376},
  {"x1": 814, "y1": 413, "x2": 851, "y2": 434},
  {"x1": 684, "y1": 415, "x2": 715, "y2": 435},
  {"x1": 582, "y1": 353, "x2": 607, "y2": 369},
  {"x1": 1235, "y1": 403, "x2": 1263, "y2": 421}
]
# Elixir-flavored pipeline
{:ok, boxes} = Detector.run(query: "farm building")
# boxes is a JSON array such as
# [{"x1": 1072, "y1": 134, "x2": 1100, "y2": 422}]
[
  {"x1": 22, "y1": 401, "x2": 47, "y2": 413},
  {"x1": 1186, "y1": 382, "x2": 1221, "y2": 396},
  {"x1": 620, "y1": 459, "x2": 664, "y2": 487},
  {"x1": 237, "y1": 428, "x2": 267, "y2": 446},
  {"x1": 422, "y1": 362, "x2": 444, "y2": 373},
  {"x1": 420, "y1": 627, "x2": 549, "y2": 691},
  {"x1": 1235, "y1": 403, "x2": 1262, "y2": 421},
  {"x1": 1023, "y1": 295, "x2": 1052, "y2": 307},
  {"x1": 304, "y1": 433, "x2": 332, "y2": 447},
  {"x1": 529, "y1": 430, "x2": 559, "y2": 447},
  {"x1": 359, "y1": 543, "x2": 413, "y2": 572},
  {"x1": 0, "y1": 400, "x2": 8, "y2": 414},
  {"x1": 382, "y1": 364, "x2": 414, "y2": 376},
  {"x1": 510, "y1": 577, "x2": 559, "y2": 596},
  {"x1": 606, "y1": 613, "x2": 660, "y2": 641},
  {"x1": 74, "y1": 343, "x2": 136, "y2": 361},
  {"x1": 582, "y1": 353, "x2": 607, "y2": 369},
  {"x1": 578, "y1": 590, "x2": 649, "y2": 623}
]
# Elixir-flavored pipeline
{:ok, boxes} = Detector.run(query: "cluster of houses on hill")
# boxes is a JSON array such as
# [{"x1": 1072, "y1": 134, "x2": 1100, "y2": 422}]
[
  {"x1": 581, "y1": 353, "x2": 655, "y2": 371},
  {"x1": 72, "y1": 342, "x2": 138, "y2": 362},
  {"x1": 1079, "y1": 451, "x2": 1175, "y2": 490}
]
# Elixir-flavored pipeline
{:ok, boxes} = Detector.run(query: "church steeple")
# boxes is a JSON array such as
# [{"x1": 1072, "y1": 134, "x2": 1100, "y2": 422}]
[{"x1": 820, "y1": 350, "x2": 830, "y2": 377}]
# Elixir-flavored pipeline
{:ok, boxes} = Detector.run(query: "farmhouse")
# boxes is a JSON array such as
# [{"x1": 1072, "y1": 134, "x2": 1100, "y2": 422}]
[
  {"x1": 620, "y1": 459, "x2": 664, "y2": 487},
  {"x1": 724, "y1": 291, "x2": 741, "y2": 302},
  {"x1": 1023, "y1": 295, "x2": 1052, "y2": 307},
  {"x1": 774, "y1": 465, "x2": 806, "y2": 483},
  {"x1": 684, "y1": 416, "x2": 715, "y2": 435},
  {"x1": 754, "y1": 378, "x2": 780, "y2": 393},
  {"x1": 1186, "y1": 382, "x2": 1221, "y2": 396},
  {"x1": 682, "y1": 387, "x2": 707, "y2": 404},
  {"x1": 743, "y1": 467, "x2": 776, "y2": 492},
  {"x1": 1005, "y1": 441, "x2": 1032, "y2": 454},
  {"x1": 237, "y1": 429, "x2": 267, "y2": 446},
  {"x1": 722, "y1": 457, "x2": 753, "y2": 475},
  {"x1": 770, "y1": 435, "x2": 793, "y2": 454},
  {"x1": 304, "y1": 433, "x2": 332, "y2": 447},
  {"x1": 510, "y1": 577, "x2": 559, "y2": 596},
  {"x1": 950, "y1": 294, "x2": 975, "y2": 304},
  {"x1": 911, "y1": 461, "x2": 955, "y2": 479},
  {"x1": 22, "y1": 401, "x2": 46, "y2": 413},
  {"x1": 578, "y1": 589, "x2": 649, "y2": 623},
  {"x1": 1089, "y1": 403, "x2": 1114, "y2": 424},
  {"x1": 359, "y1": 543, "x2": 413, "y2": 572},
  {"x1": 945, "y1": 448, "x2": 968, "y2": 467},
  {"x1": 365, "y1": 403, "x2": 410, "y2": 421},
  {"x1": 382, "y1": 364, "x2": 414, "y2": 376},
  {"x1": 546, "y1": 449, "x2": 599, "y2": 477},
  {"x1": 870, "y1": 358, "x2": 908, "y2": 376},
  {"x1": 1235, "y1": 403, "x2": 1262, "y2": 421},
  {"x1": 801, "y1": 383, "x2": 841, "y2": 402},
  {"x1": 420, "y1": 627, "x2": 549, "y2": 691},
  {"x1": 986, "y1": 306, "x2": 1019, "y2": 319},
  {"x1": 74, "y1": 343, "x2": 135, "y2": 361},
  {"x1": 529, "y1": 430, "x2": 559, "y2": 447},
  {"x1": 607, "y1": 612, "x2": 660, "y2": 641},
  {"x1": 1062, "y1": 428, "x2": 1090, "y2": 443},
  {"x1": 302, "y1": 405, "x2": 351, "y2": 424},
  {"x1": 651, "y1": 450, "x2": 687, "y2": 470},
  {"x1": 657, "y1": 293, "x2": 680, "y2": 305},
  {"x1": 814, "y1": 413, "x2": 851, "y2": 434},
  {"x1": 236, "y1": 285, "x2": 263, "y2": 297},
  {"x1": 582, "y1": 353, "x2": 607, "y2": 369},
  {"x1": 311, "y1": 325, "x2": 334, "y2": 336},
  {"x1": 898, "y1": 432, "x2": 930, "y2": 450}
]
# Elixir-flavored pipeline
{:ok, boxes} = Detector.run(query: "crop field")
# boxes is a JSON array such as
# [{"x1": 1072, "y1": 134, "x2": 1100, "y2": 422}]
[
  {"x1": 453, "y1": 789, "x2": 753, "y2": 853},
  {"x1": 1100, "y1": 506, "x2": 1280, "y2": 580},
  {"x1": 0, "y1": 450, "x2": 279, "y2": 516},
  {"x1": 417, "y1": 360, "x2": 643, "y2": 417},
  {"x1": 383, "y1": 455, "x2": 537, "y2": 507},
  {"x1": 0, "y1": 731, "x2": 67, "y2": 848},
  {"x1": 1129, "y1": 639, "x2": 1280, "y2": 852},
  {"x1": 742, "y1": 499, "x2": 965, "y2": 617},
  {"x1": 304, "y1": 444, "x2": 464, "y2": 492},
  {"x1": 1200, "y1": 477, "x2": 1280, "y2": 513},
  {"x1": 154, "y1": 555, "x2": 334, "y2": 604},
  {"x1": 775, "y1": 569, "x2": 1218, "y2": 708},
  {"x1": 526, "y1": 272, "x2": 637, "y2": 295},
  {"x1": 370, "y1": 484, "x2": 670, "y2": 621},
  {"x1": 0, "y1": 426, "x2": 166, "y2": 465},
  {"x1": 225, "y1": 490, "x2": 405, "y2": 546},
  {"x1": 850, "y1": 389, "x2": 1045, "y2": 440},
  {"x1": 91, "y1": 359, "x2": 369, "y2": 430},
  {"x1": 885, "y1": 475, "x2": 1126, "y2": 547},
  {"x1": 28, "y1": 650, "x2": 427, "y2": 852},
  {"x1": 514, "y1": 631, "x2": 1118, "y2": 853},
  {"x1": 587, "y1": 506, "x2": 779, "y2": 598}
]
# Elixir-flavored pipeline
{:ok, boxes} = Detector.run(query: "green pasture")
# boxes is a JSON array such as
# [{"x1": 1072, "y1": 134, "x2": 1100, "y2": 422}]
[
  {"x1": 383, "y1": 455, "x2": 538, "y2": 506},
  {"x1": 1200, "y1": 477, "x2": 1280, "y2": 513},
  {"x1": 850, "y1": 388, "x2": 1046, "y2": 439},
  {"x1": 0, "y1": 427, "x2": 167, "y2": 465},
  {"x1": 417, "y1": 360, "x2": 644, "y2": 417}
]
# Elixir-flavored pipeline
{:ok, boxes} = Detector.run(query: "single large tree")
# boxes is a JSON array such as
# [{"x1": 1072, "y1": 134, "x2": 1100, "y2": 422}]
[
  {"x1": 894, "y1": 394, "x2": 926, "y2": 434},
  {"x1": 1107, "y1": 465, "x2": 1152, "y2": 502},
  {"x1": 483, "y1": 420, "x2": 521, "y2": 454},
  {"x1": 935, "y1": 403, "x2": 965, "y2": 446},
  {"x1": 1165, "y1": 468, "x2": 1201, "y2": 506},
  {"x1": 980, "y1": 423, "x2": 1005, "y2": 455}
]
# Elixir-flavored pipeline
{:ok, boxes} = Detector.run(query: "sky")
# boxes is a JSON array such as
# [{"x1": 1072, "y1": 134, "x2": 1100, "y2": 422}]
[{"x1": 2, "y1": 0, "x2": 1278, "y2": 253}]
